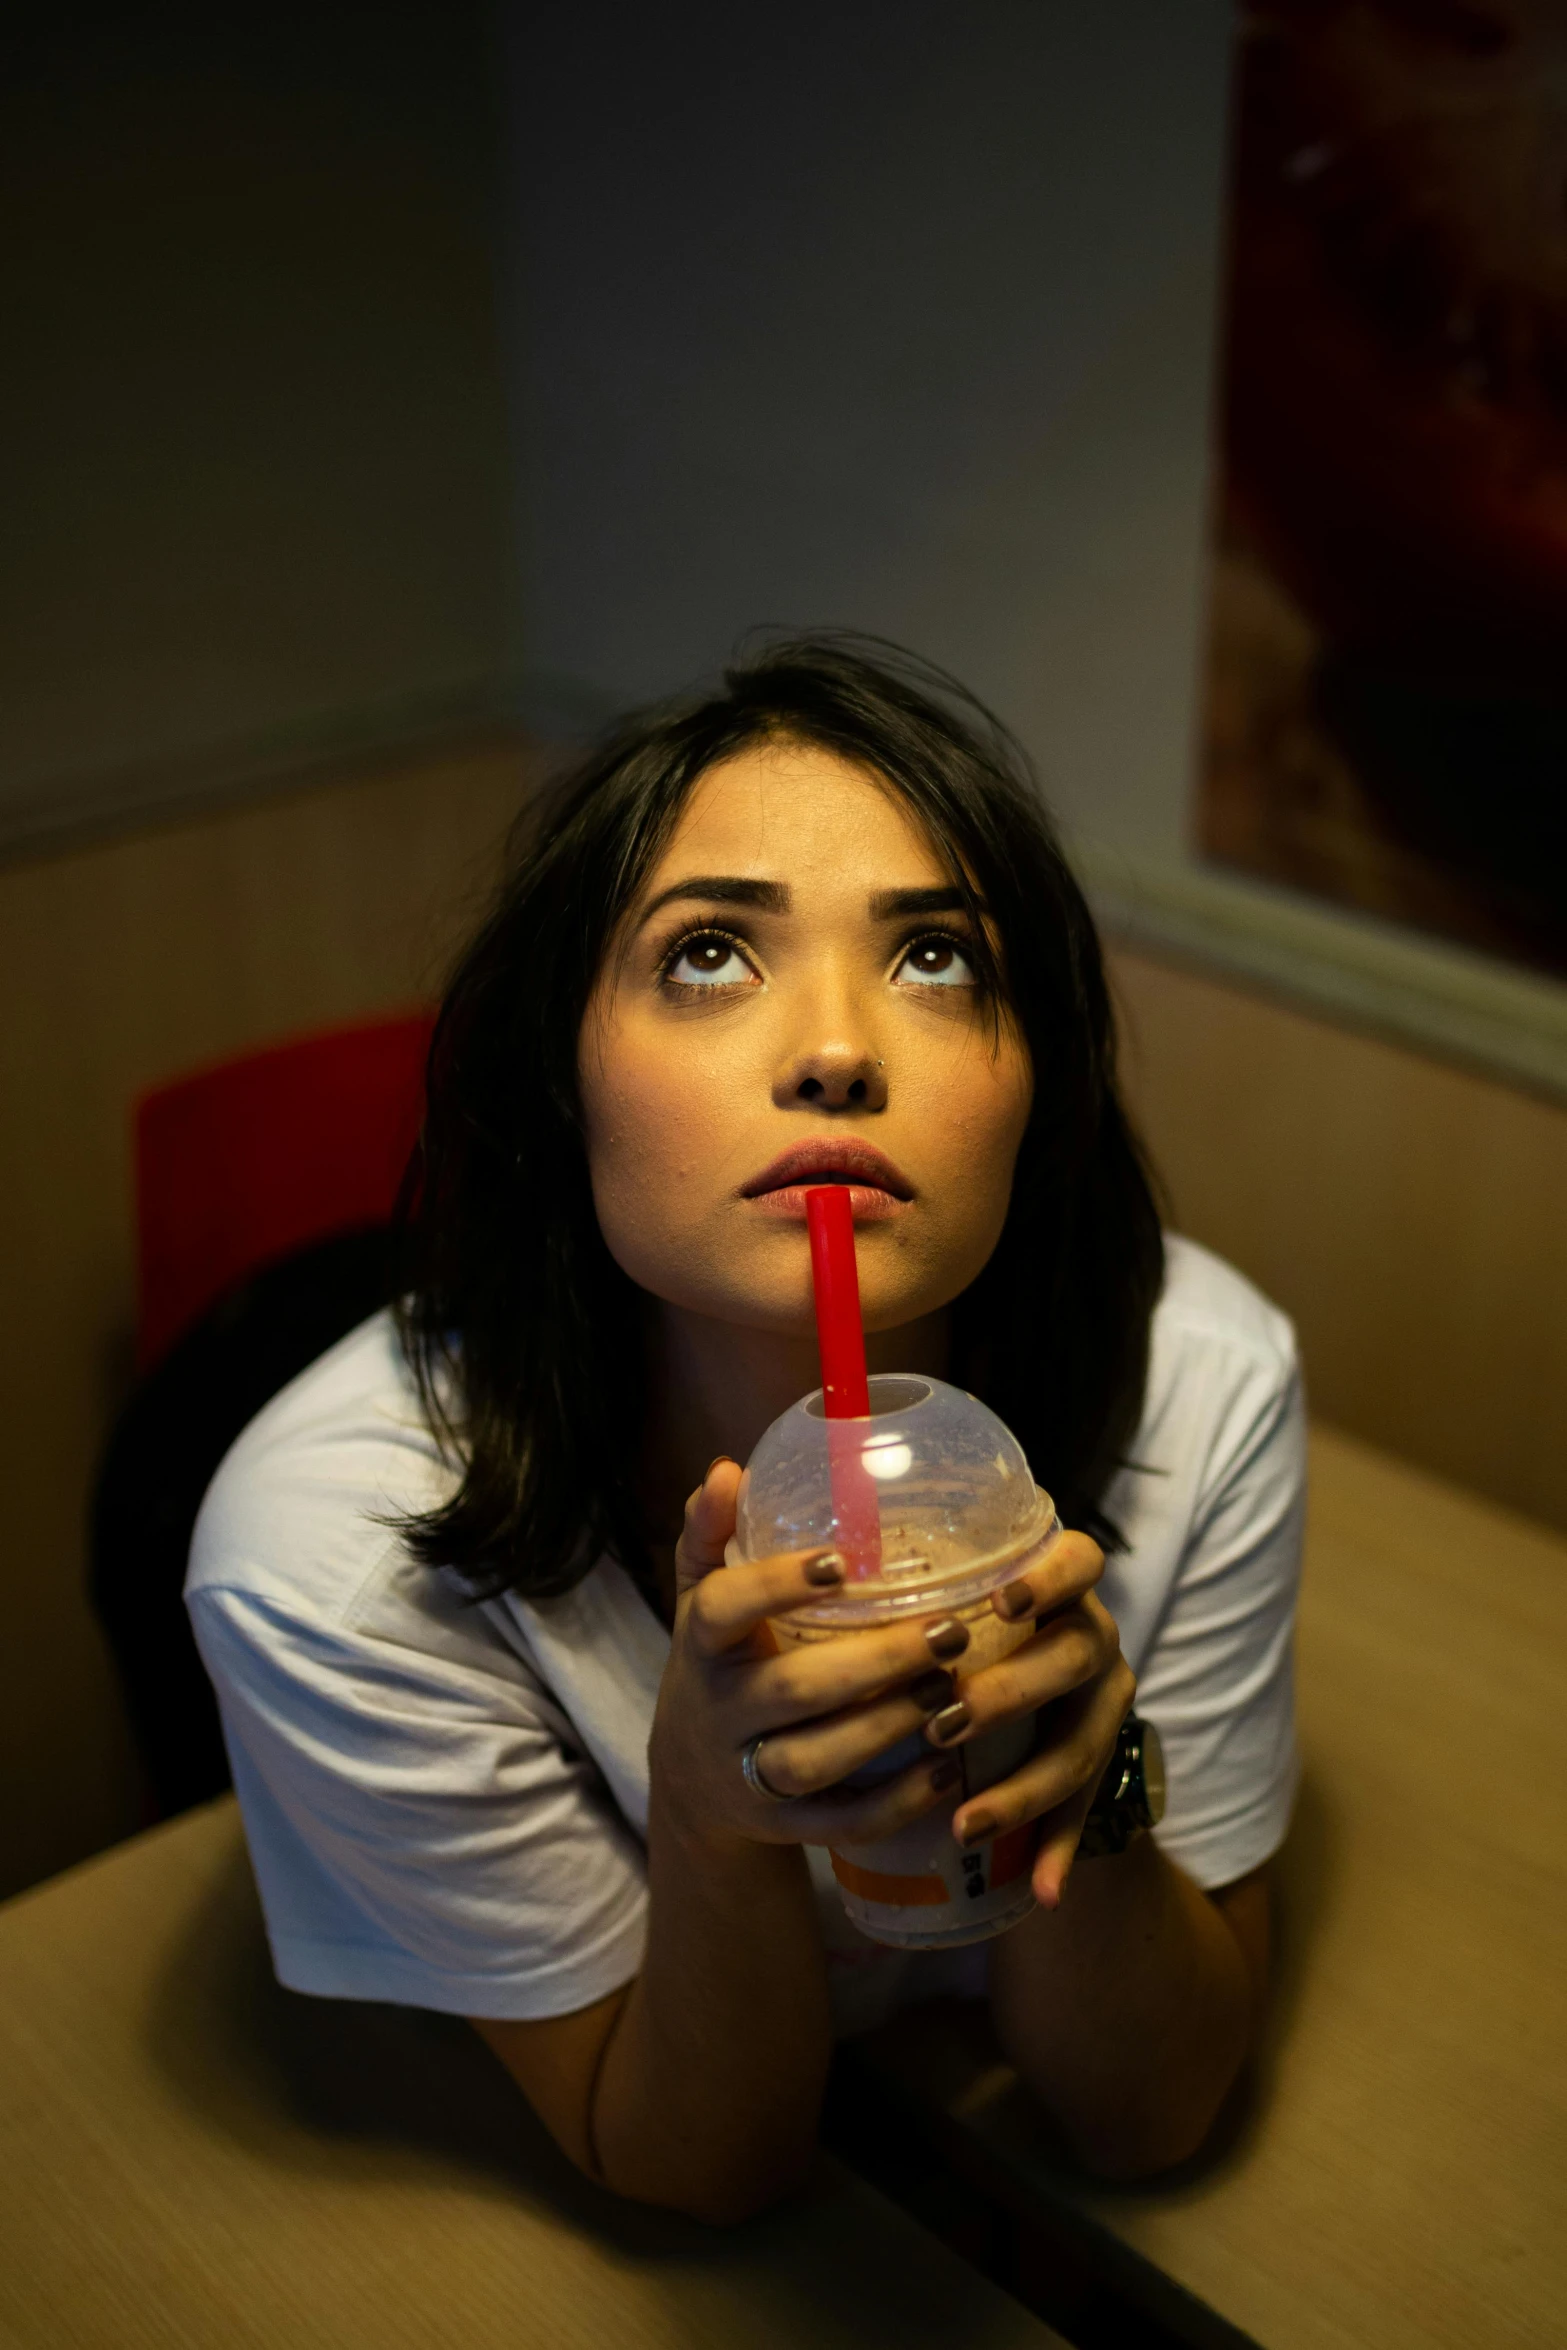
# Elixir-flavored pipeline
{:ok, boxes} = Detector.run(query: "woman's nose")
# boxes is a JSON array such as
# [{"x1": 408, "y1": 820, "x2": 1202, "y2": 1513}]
[{"x1": 776, "y1": 1037, "x2": 888, "y2": 1112}]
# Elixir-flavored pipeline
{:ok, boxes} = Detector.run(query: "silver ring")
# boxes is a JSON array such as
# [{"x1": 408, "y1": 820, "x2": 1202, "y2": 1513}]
[{"x1": 741, "y1": 1733, "x2": 790, "y2": 1803}]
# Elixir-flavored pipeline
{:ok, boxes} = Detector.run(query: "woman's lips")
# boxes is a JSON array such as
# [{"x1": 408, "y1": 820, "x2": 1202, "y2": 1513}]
[
  {"x1": 747, "y1": 1181, "x2": 907, "y2": 1222},
  {"x1": 739, "y1": 1141, "x2": 914, "y2": 1222}
]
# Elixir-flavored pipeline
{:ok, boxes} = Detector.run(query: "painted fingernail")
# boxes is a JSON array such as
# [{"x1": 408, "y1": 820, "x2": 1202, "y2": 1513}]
[
  {"x1": 926, "y1": 1701, "x2": 972, "y2": 1746},
  {"x1": 996, "y1": 1578, "x2": 1036, "y2": 1620},
  {"x1": 930, "y1": 1758, "x2": 963, "y2": 1793},
  {"x1": 805, "y1": 1551, "x2": 845, "y2": 1586},
  {"x1": 925, "y1": 1617, "x2": 969, "y2": 1662},
  {"x1": 909, "y1": 1668, "x2": 954, "y2": 1713},
  {"x1": 958, "y1": 1810, "x2": 996, "y2": 1846}
]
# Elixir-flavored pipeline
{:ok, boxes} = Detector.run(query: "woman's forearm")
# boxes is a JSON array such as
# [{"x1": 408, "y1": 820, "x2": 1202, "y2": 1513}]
[
  {"x1": 989, "y1": 1834, "x2": 1257, "y2": 2179},
  {"x1": 589, "y1": 1791, "x2": 833, "y2": 2223}
]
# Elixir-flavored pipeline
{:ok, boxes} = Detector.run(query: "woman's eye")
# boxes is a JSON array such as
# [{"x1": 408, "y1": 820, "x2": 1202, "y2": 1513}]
[
  {"x1": 895, "y1": 935, "x2": 976, "y2": 989},
  {"x1": 664, "y1": 933, "x2": 757, "y2": 988}
]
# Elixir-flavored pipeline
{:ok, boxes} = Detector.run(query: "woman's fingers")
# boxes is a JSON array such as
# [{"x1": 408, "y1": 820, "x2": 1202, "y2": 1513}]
[
  {"x1": 738, "y1": 1612, "x2": 972, "y2": 1729},
  {"x1": 674, "y1": 1458, "x2": 856, "y2": 1651},
  {"x1": 672, "y1": 1460, "x2": 745, "y2": 1597},
  {"x1": 1027, "y1": 1780, "x2": 1103, "y2": 1910},
  {"x1": 682, "y1": 1544, "x2": 850, "y2": 1653},
  {"x1": 685, "y1": 1547, "x2": 977, "y2": 1708},
  {"x1": 949, "y1": 1658, "x2": 1135, "y2": 1855},
  {"x1": 773, "y1": 1749, "x2": 963, "y2": 1850},
  {"x1": 748, "y1": 1591, "x2": 1127, "y2": 1817},
  {"x1": 677, "y1": 1492, "x2": 1129, "y2": 1852},
  {"x1": 917, "y1": 1591, "x2": 1119, "y2": 1751},
  {"x1": 732, "y1": 1673, "x2": 958, "y2": 1800},
  {"x1": 988, "y1": 1527, "x2": 1105, "y2": 1628}
]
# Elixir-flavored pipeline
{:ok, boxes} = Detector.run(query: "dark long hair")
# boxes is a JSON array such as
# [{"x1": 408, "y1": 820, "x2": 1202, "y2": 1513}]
[{"x1": 395, "y1": 634, "x2": 1164, "y2": 1597}]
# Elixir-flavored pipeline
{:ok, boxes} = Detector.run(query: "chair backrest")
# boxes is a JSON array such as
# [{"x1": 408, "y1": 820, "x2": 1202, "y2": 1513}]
[{"x1": 135, "y1": 1011, "x2": 434, "y2": 1371}]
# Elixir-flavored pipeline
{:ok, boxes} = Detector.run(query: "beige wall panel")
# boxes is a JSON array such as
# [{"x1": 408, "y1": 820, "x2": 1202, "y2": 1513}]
[
  {"x1": 0, "y1": 742, "x2": 534, "y2": 1898},
  {"x1": 1109, "y1": 948, "x2": 1567, "y2": 1536}
]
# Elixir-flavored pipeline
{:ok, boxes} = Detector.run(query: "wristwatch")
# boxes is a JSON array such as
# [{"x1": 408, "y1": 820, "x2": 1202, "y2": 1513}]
[{"x1": 1078, "y1": 1712, "x2": 1166, "y2": 1858}]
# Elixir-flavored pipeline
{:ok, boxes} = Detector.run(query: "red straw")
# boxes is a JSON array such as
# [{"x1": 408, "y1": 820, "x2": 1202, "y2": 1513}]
[{"x1": 805, "y1": 1186, "x2": 882, "y2": 1577}]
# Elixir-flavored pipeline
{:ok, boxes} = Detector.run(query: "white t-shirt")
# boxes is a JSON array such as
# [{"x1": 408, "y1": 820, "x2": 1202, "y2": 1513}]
[{"x1": 187, "y1": 1235, "x2": 1303, "y2": 2039}]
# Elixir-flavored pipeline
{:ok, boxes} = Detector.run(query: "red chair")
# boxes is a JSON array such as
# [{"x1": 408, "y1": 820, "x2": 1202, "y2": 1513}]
[
  {"x1": 135, "y1": 1010, "x2": 434, "y2": 1371},
  {"x1": 93, "y1": 1010, "x2": 435, "y2": 1820}
]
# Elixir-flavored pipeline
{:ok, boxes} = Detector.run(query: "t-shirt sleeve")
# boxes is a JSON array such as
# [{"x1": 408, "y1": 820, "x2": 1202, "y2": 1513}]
[
  {"x1": 189, "y1": 1575, "x2": 650, "y2": 2020},
  {"x1": 1134, "y1": 1345, "x2": 1305, "y2": 1892}
]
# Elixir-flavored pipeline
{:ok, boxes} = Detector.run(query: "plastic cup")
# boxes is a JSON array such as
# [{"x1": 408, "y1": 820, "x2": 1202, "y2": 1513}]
[{"x1": 730, "y1": 1371, "x2": 1058, "y2": 1949}]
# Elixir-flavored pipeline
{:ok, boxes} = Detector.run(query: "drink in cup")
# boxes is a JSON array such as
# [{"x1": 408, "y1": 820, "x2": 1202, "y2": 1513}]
[{"x1": 727, "y1": 1187, "x2": 1057, "y2": 1950}]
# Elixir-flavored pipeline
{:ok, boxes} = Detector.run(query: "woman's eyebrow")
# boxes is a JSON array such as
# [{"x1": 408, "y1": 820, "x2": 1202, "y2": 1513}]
[
  {"x1": 869, "y1": 885, "x2": 974, "y2": 919},
  {"x1": 639, "y1": 876, "x2": 791, "y2": 923},
  {"x1": 637, "y1": 878, "x2": 978, "y2": 925}
]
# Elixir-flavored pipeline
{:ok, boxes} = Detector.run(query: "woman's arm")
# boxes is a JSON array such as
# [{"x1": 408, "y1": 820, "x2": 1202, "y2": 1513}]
[
  {"x1": 891, "y1": 1527, "x2": 1277, "y2": 2179},
  {"x1": 472, "y1": 1463, "x2": 968, "y2": 2225},
  {"x1": 989, "y1": 1844, "x2": 1269, "y2": 2179},
  {"x1": 474, "y1": 1821, "x2": 829, "y2": 2225}
]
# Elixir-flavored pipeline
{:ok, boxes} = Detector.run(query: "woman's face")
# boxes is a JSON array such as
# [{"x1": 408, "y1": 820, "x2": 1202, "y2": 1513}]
[{"x1": 579, "y1": 739, "x2": 1034, "y2": 1337}]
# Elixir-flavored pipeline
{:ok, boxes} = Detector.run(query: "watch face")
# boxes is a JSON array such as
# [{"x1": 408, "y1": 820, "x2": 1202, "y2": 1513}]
[{"x1": 1140, "y1": 1719, "x2": 1167, "y2": 1827}]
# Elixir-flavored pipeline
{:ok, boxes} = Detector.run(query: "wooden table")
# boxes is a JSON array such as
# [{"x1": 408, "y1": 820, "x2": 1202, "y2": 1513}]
[
  {"x1": 847, "y1": 1426, "x2": 1567, "y2": 2350},
  {"x1": 0, "y1": 1797, "x2": 1062, "y2": 2350}
]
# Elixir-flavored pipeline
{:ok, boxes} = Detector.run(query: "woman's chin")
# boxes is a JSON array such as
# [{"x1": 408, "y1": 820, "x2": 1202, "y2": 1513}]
[
  {"x1": 621, "y1": 1223, "x2": 959, "y2": 1348},
  {"x1": 650, "y1": 1282, "x2": 951, "y2": 1357}
]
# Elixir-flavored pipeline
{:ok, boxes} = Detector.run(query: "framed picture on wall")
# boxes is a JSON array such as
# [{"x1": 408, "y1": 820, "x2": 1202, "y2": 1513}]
[{"x1": 1199, "y1": 1, "x2": 1567, "y2": 986}]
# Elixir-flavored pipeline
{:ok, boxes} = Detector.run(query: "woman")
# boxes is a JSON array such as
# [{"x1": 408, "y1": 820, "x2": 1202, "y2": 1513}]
[{"x1": 189, "y1": 636, "x2": 1302, "y2": 2223}]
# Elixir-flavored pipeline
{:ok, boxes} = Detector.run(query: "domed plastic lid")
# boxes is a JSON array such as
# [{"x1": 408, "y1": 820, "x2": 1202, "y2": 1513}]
[{"x1": 734, "y1": 1373, "x2": 1054, "y2": 1618}]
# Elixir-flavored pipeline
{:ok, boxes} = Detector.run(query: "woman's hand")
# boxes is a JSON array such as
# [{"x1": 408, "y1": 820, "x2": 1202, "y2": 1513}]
[
  {"x1": 649, "y1": 1459, "x2": 972, "y2": 1851},
  {"x1": 925, "y1": 1529, "x2": 1135, "y2": 1909}
]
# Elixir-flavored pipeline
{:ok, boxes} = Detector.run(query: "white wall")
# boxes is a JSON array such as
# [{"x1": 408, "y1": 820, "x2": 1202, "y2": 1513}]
[{"x1": 513, "y1": 0, "x2": 1235, "y2": 863}]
